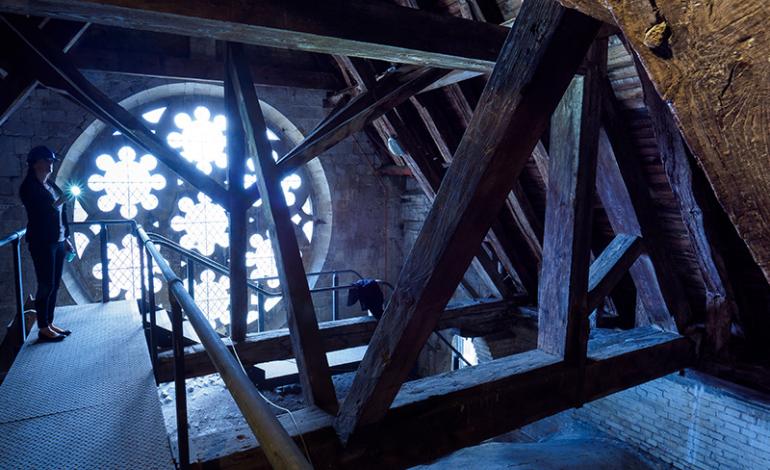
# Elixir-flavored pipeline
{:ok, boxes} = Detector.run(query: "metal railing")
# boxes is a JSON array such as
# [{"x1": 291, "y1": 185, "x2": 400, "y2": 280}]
[
  {"x1": 146, "y1": 231, "x2": 392, "y2": 326},
  {"x1": 137, "y1": 227, "x2": 310, "y2": 469},
  {"x1": 1, "y1": 219, "x2": 394, "y2": 468},
  {"x1": 0, "y1": 228, "x2": 28, "y2": 367}
]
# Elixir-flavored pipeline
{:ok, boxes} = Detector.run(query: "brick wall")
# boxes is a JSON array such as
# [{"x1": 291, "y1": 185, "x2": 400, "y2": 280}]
[
  {"x1": 572, "y1": 371, "x2": 770, "y2": 470},
  {"x1": 0, "y1": 71, "x2": 405, "y2": 341}
]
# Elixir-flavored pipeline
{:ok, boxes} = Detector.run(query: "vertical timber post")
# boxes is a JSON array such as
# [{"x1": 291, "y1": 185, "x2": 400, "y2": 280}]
[{"x1": 225, "y1": 50, "x2": 250, "y2": 343}]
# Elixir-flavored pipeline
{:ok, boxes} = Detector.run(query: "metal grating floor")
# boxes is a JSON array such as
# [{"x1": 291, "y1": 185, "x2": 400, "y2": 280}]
[{"x1": 0, "y1": 301, "x2": 174, "y2": 469}]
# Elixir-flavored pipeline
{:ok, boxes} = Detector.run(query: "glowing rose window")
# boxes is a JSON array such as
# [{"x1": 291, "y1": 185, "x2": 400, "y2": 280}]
[{"x1": 65, "y1": 96, "x2": 317, "y2": 334}]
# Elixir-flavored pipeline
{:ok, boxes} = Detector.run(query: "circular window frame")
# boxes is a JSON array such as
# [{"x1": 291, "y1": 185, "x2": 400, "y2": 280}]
[{"x1": 58, "y1": 82, "x2": 333, "y2": 305}]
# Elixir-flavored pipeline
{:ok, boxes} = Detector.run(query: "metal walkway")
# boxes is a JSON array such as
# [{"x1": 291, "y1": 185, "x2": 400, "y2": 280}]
[{"x1": 0, "y1": 300, "x2": 175, "y2": 469}]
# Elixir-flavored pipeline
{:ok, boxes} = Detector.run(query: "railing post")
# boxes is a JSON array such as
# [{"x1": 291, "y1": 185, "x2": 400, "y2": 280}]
[
  {"x1": 138, "y1": 230, "x2": 147, "y2": 320},
  {"x1": 257, "y1": 284, "x2": 265, "y2": 333},
  {"x1": 186, "y1": 256, "x2": 195, "y2": 299},
  {"x1": 147, "y1": 253, "x2": 158, "y2": 374},
  {"x1": 169, "y1": 292, "x2": 190, "y2": 469},
  {"x1": 100, "y1": 223, "x2": 109, "y2": 303},
  {"x1": 12, "y1": 238, "x2": 25, "y2": 343},
  {"x1": 331, "y1": 272, "x2": 339, "y2": 321}
]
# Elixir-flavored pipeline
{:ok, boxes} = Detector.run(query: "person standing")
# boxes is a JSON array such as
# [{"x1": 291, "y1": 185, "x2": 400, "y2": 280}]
[{"x1": 19, "y1": 145, "x2": 75, "y2": 342}]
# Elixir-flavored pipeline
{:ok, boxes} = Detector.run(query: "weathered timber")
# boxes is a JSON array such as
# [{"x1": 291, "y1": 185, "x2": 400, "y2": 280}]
[
  {"x1": 416, "y1": 87, "x2": 544, "y2": 294},
  {"x1": 0, "y1": 16, "x2": 231, "y2": 207},
  {"x1": 538, "y1": 66, "x2": 600, "y2": 362},
  {"x1": 0, "y1": 0, "x2": 508, "y2": 72},
  {"x1": 155, "y1": 300, "x2": 524, "y2": 383},
  {"x1": 197, "y1": 327, "x2": 693, "y2": 469},
  {"x1": 383, "y1": 101, "x2": 522, "y2": 297},
  {"x1": 335, "y1": 1, "x2": 601, "y2": 441},
  {"x1": 275, "y1": 66, "x2": 449, "y2": 178},
  {"x1": 226, "y1": 43, "x2": 337, "y2": 413},
  {"x1": 636, "y1": 58, "x2": 738, "y2": 356},
  {"x1": 0, "y1": 17, "x2": 87, "y2": 126},
  {"x1": 375, "y1": 104, "x2": 517, "y2": 297},
  {"x1": 71, "y1": 47, "x2": 341, "y2": 90},
  {"x1": 599, "y1": 82, "x2": 691, "y2": 330},
  {"x1": 587, "y1": 234, "x2": 643, "y2": 312},
  {"x1": 560, "y1": 0, "x2": 770, "y2": 286},
  {"x1": 223, "y1": 58, "x2": 249, "y2": 342}
]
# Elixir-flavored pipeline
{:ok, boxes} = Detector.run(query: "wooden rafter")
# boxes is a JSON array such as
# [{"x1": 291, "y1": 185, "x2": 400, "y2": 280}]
[
  {"x1": 0, "y1": 17, "x2": 88, "y2": 126},
  {"x1": 558, "y1": 0, "x2": 770, "y2": 286},
  {"x1": 635, "y1": 58, "x2": 738, "y2": 356},
  {"x1": 0, "y1": 0, "x2": 508, "y2": 72},
  {"x1": 275, "y1": 66, "x2": 450, "y2": 178},
  {"x1": 335, "y1": 0, "x2": 601, "y2": 441},
  {"x1": 226, "y1": 42, "x2": 338, "y2": 413},
  {"x1": 599, "y1": 82, "x2": 691, "y2": 330},
  {"x1": 0, "y1": 15, "x2": 231, "y2": 207}
]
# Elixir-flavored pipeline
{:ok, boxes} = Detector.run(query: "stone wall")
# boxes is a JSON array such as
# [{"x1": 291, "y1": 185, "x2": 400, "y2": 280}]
[
  {"x1": 572, "y1": 371, "x2": 770, "y2": 470},
  {"x1": 0, "y1": 71, "x2": 405, "y2": 341}
]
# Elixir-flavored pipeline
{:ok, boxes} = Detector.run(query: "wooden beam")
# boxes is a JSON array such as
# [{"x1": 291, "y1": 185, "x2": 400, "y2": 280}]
[
  {"x1": 70, "y1": 47, "x2": 341, "y2": 90},
  {"x1": 335, "y1": 1, "x2": 600, "y2": 441},
  {"x1": 224, "y1": 57, "x2": 249, "y2": 342},
  {"x1": 381, "y1": 101, "x2": 522, "y2": 298},
  {"x1": 0, "y1": 16, "x2": 231, "y2": 207},
  {"x1": 275, "y1": 66, "x2": 449, "y2": 177},
  {"x1": 155, "y1": 299, "x2": 524, "y2": 382},
  {"x1": 226, "y1": 42, "x2": 337, "y2": 413},
  {"x1": 635, "y1": 58, "x2": 738, "y2": 356},
  {"x1": 538, "y1": 66, "x2": 600, "y2": 362},
  {"x1": 0, "y1": 17, "x2": 88, "y2": 126},
  {"x1": 562, "y1": 0, "x2": 770, "y2": 287},
  {"x1": 599, "y1": 82, "x2": 691, "y2": 330},
  {"x1": 197, "y1": 327, "x2": 693, "y2": 468},
  {"x1": 587, "y1": 234, "x2": 642, "y2": 312},
  {"x1": 0, "y1": 0, "x2": 509, "y2": 72}
]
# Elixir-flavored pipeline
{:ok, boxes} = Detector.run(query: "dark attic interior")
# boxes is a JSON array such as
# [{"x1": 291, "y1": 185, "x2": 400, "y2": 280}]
[{"x1": 0, "y1": 1, "x2": 768, "y2": 469}]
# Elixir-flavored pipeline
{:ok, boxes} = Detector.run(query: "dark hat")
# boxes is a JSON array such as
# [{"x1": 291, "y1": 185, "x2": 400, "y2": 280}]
[{"x1": 27, "y1": 145, "x2": 60, "y2": 164}]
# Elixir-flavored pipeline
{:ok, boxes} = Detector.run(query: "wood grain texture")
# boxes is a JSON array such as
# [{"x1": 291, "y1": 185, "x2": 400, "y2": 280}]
[
  {"x1": 538, "y1": 71, "x2": 599, "y2": 361},
  {"x1": 587, "y1": 234, "x2": 643, "y2": 312},
  {"x1": 335, "y1": 0, "x2": 600, "y2": 441},
  {"x1": 599, "y1": 82, "x2": 691, "y2": 330},
  {"x1": 0, "y1": 0, "x2": 508, "y2": 72},
  {"x1": 560, "y1": 0, "x2": 770, "y2": 286},
  {"x1": 227, "y1": 43, "x2": 337, "y2": 413},
  {"x1": 198, "y1": 328, "x2": 692, "y2": 469},
  {"x1": 154, "y1": 300, "x2": 525, "y2": 382},
  {"x1": 636, "y1": 57, "x2": 738, "y2": 356}
]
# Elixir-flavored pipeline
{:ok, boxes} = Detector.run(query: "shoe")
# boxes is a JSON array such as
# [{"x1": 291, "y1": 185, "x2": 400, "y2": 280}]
[
  {"x1": 37, "y1": 332, "x2": 65, "y2": 343},
  {"x1": 50, "y1": 325, "x2": 71, "y2": 336}
]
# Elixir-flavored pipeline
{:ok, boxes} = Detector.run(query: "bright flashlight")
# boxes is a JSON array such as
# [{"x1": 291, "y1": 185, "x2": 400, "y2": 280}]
[{"x1": 68, "y1": 184, "x2": 82, "y2": 198}]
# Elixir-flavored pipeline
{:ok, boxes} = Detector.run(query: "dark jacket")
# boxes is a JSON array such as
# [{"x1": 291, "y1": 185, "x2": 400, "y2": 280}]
[{"x1": 19, "y1": 173, "x2": 70, "y2": 245}]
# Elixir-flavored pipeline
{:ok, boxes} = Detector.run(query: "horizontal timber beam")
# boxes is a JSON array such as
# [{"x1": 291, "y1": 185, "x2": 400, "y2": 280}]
[
  {"x1": 155, "y1": 300, "x2": 524, "y2": 383},
  {"x1": 0, "y1": 0, "x2": 509, "y2": 72},
  {"x1": 196, "y1": 327, "x2": 693, "y2": 468},
  {"x1": 70, "y1": 47, "x2": 342, "y2": 90}
]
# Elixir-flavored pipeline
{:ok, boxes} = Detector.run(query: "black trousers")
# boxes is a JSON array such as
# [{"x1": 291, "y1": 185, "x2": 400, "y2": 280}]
[{"x1": 29, "y1": 241, "x2": 65, "y2": 329}]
